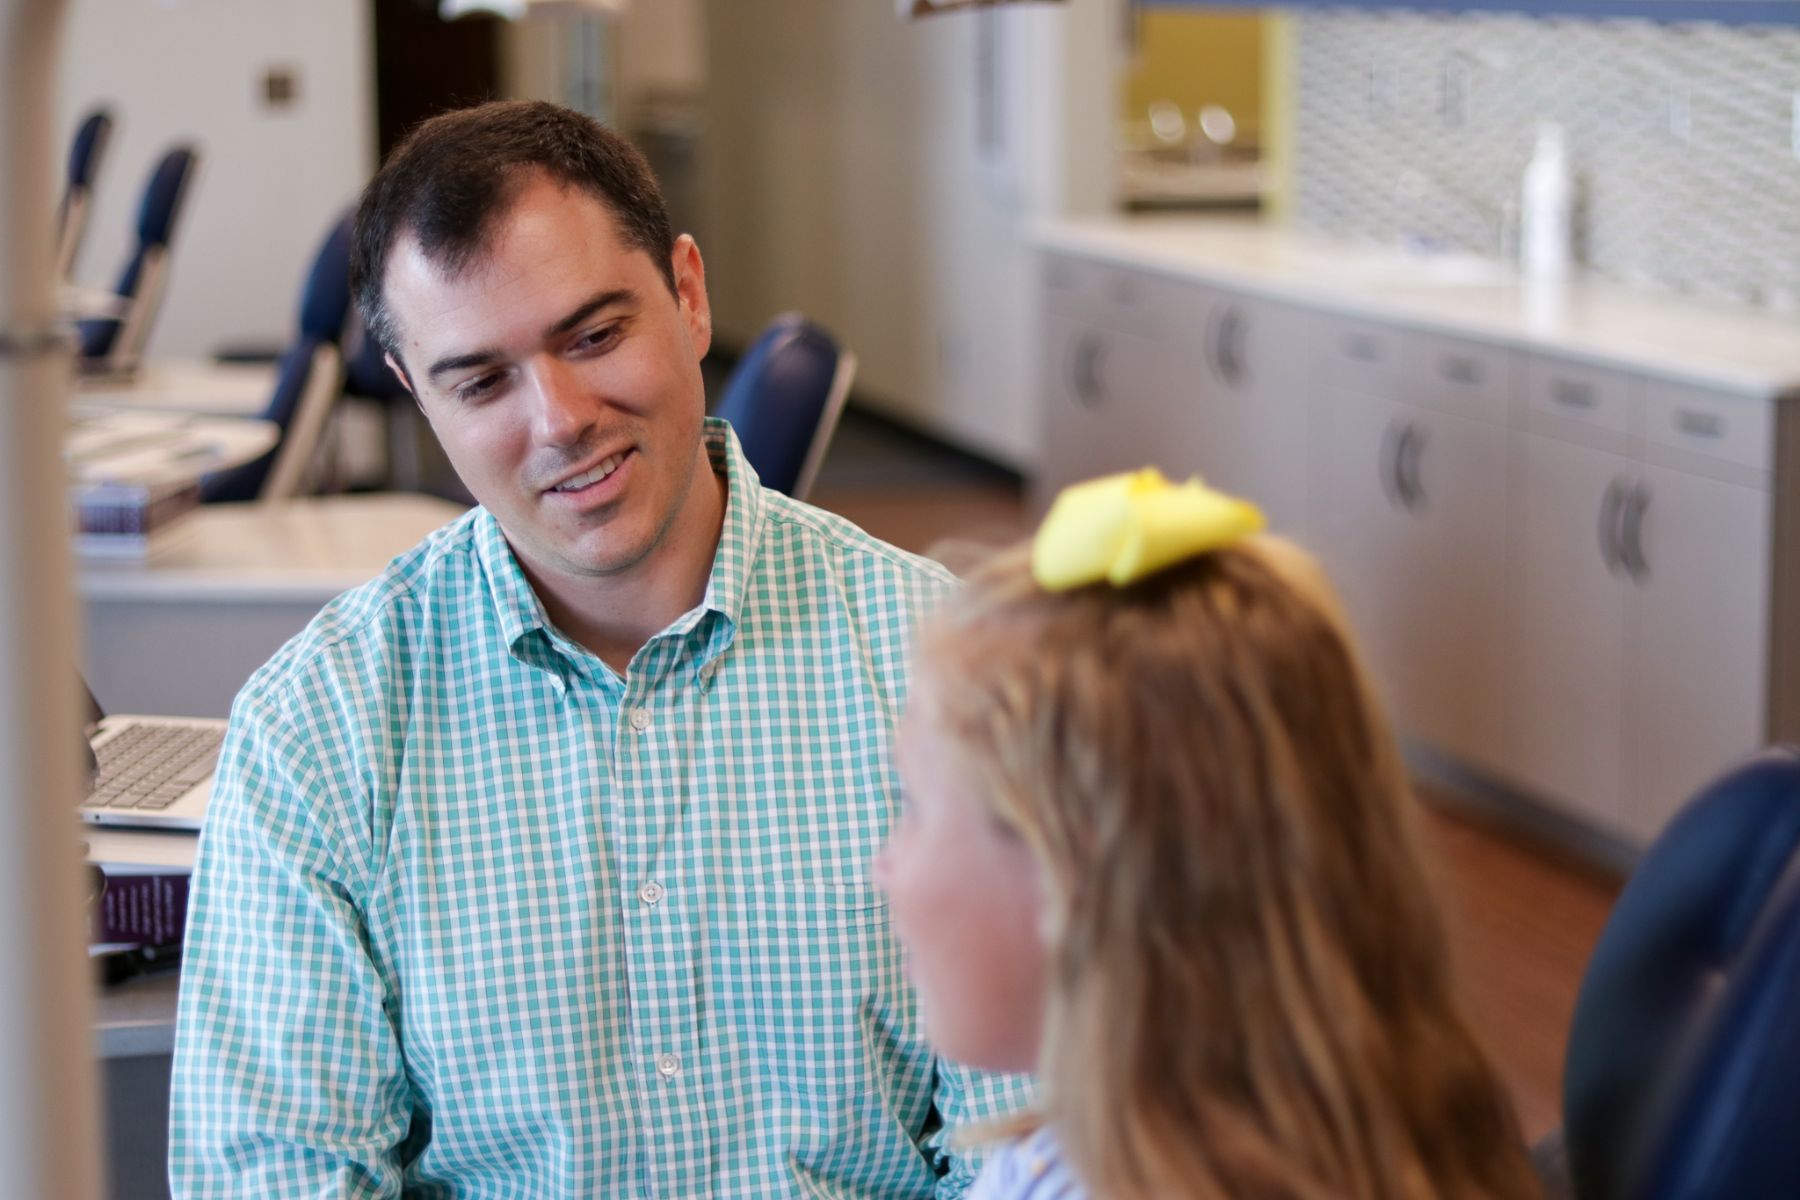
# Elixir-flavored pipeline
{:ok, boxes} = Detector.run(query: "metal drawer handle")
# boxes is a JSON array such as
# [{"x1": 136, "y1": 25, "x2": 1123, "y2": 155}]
[
  {"x1": 1441, "y1": 354, "x2": 1484, "y2": 386},
  {"x1": 1213, "y1": 306, "x2": 1247, "y2": 389},
  {"x1": 1396, "y1": 422, "x2": 1427, "y2": 511},
  {"x1": 1379, "y1": 420, "x2": 1402, "y2": 509},
  {"x1": 1070, "y1": 335, "x2": 1107, "y2": 408},
  {"x1": 1620, "y1": 482, "x2": 1651, "y2": 583},
  {"x1": 1675, "y1": 409, "x2": 1724, "y2": 439},
  {"x1": 1380, "y1": 418, "x2": 1427, "y2": 513},
  {"x1": 1343, "y1": 332, "x2": 1383, "y2": 363},
  {"x1": 1598, "y1": 479, "x2": 1625, "y2": 576},
  {"x1": 1552, "y1": 379, "x2": 1598, "y2": 411}
]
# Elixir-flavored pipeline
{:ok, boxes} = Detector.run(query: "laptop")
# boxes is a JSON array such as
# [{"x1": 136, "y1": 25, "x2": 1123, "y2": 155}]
[{"x1": 79, "y1": 679, "x2": 226, "y2": 832}]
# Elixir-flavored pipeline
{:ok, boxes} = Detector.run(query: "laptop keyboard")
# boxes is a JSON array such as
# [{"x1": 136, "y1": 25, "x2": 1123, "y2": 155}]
[{"x1": 88, "y1": 723, "x2": 224, "y2": 810}]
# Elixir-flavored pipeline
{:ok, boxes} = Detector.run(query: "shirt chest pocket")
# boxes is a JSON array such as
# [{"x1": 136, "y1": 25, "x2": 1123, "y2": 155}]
[{"x1": 719, "y1": 880, "x2": 902, "y2": 1098}]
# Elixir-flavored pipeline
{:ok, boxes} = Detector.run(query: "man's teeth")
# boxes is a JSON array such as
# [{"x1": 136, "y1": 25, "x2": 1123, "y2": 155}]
[{"x1": 555, "y1": 453, "x2": 625, "y2": 493}]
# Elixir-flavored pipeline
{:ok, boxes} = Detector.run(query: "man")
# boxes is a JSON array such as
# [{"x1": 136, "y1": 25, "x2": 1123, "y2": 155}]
[{"x1": 169, "y1": 100, "x2": 1030, "y2": 1197}]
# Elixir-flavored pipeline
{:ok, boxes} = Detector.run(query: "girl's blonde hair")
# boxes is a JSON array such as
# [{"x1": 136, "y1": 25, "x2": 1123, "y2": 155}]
[{"x1": 913, "y1": 536, "x2": 1540, "y2": 1200}]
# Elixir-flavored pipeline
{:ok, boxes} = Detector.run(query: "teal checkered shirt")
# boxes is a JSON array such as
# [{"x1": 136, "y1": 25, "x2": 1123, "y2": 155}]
[{"x1": 169, "y1": 419, "x2": 1032, "y2": 1198}]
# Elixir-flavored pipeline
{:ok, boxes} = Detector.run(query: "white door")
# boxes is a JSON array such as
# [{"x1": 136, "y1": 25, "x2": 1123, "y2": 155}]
[
  {"x1": 1504, "y1": 432, "x2": 1632, "y2": 833},
  {"x1": 1314, "y1": 388, "x2": 1509, "y2": 770},
  {"x1": 1625, "y1": 464, "x2": 1771, "y2": 841}
]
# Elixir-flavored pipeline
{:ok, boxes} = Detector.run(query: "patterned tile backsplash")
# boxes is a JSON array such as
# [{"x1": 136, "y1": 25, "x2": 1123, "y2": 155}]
[{"x1": 1293, "y1": 9, "x2": 1800, "y2": 310}]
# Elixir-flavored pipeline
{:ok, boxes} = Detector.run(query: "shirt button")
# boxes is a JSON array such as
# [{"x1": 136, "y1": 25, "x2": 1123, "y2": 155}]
[
  {"x1": 699, "y1": 661, "x2": 717, "y2": 683},
  {"x1": 656, "y1": 1053, "x2": 680, "y2": 1079},
  {"x1": 638, "y1": 880, "x2": 665, "y2": 906},
  {"x1": 629, "y1": 706, "x2": 652, "y2": 733}
]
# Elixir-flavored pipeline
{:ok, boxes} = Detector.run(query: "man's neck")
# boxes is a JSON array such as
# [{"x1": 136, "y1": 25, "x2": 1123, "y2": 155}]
[{"x1": 523, "y1": 460, "x2": 729, "y2": 675}]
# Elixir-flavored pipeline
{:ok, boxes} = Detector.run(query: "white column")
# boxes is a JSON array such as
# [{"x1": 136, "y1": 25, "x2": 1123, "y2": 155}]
[{"x1": 0, "y1": 0, "x2": 102, "y2": 1195}]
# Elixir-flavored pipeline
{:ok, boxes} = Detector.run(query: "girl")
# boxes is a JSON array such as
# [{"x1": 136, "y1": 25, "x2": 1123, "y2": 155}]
[{"x1": 873, "y1": 470, "x2": 1541, "y2": 1200}]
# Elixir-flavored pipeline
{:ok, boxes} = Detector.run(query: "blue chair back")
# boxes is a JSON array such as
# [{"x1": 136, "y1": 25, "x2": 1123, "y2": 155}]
[
  {"x1": 200, "y1": 339, "x2": 326, "y2": 503},
  {"x1": 1563, "y1": 746, "x2": 1800, "y2": 1200},
  {"x1": 68, "y1": 108, "x2": 114, "y2": 191},
  {"x1": 297, "y1": 213, "x2": 354, "y2": 343},
  {"x1": 712, "y1": 313, "x2": 853, "y2": 501},
  {"x1": 56, "y1": 107, "x2": 115, "y2": 282},
  {"x1": 201, "y1": 211, "x2": 355, "y2": 503},
  {"x1": 79, "y1": 144, "x2": 199, "y2": 361}
]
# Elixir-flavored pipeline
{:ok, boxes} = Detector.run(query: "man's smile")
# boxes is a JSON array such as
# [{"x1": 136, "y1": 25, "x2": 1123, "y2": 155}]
[{"x1": 542, "y1": 446, "x2": 637, "y2": 507}]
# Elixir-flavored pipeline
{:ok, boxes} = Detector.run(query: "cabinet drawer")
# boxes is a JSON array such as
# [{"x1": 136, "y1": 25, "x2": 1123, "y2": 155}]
[
  {"x1": 1041, "y1": 252, "x2": 1192, "y2": 339},
  {"x1": 1400, "y1": 332, "x2": 1513, "y2": 422},
  {"x1": 1317, "y1": 316, "x2": 1399, "y2": 397},
  {"x1": 1643, "y1": 378, "x2": 1772, "y2": 472},
  {"x1": 1042, "y1": 252, "x2": 1090, "y2": 302},
  {"x1": 1525, "y1": 356, "x2": 1637, "y2": 435}
]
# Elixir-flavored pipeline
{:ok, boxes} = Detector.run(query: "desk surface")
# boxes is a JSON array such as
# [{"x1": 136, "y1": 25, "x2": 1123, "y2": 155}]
[
  {"x1": 95, "y1": 972, "x2": 179, "y2": 1060},
  {"x1": 80, "y1": 494, "x2": 471, "y2": 602},
  {"x1": 67, "y1": 407, "x2": 279, "y2": 489},
  {"x1": 76, "y1": 359, "x2": 276, "y2": 418}
]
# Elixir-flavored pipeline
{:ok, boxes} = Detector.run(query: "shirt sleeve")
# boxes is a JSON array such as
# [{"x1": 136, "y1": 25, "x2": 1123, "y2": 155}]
[
  {"x1": 168, "y1": 677, "x2": 414, "y2": 1198},
  {"x1": 924, "y1": 1059, "x2": 1038, "y2": 1200}
]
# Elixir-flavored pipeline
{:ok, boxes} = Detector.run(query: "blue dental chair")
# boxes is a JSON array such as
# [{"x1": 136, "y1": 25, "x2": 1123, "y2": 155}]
[
  {"x1": 77, "y1": 143, "x2": 200, "y2": 374},
  {"x1": 1549, "y1": 746, "x2": 1800, "y2": 1199},
  {"x1": 200, "y1": 210, "x2": 354, "y2": 503},
  {"x1": 712, "y1": 312, "x2": 855, "y2": 502}
]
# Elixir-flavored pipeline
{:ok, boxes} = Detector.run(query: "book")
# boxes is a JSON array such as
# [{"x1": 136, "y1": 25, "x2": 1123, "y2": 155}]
[
  {"x1": 70, "y1": 476, "x2": 201, "y2": 558},
  {"x1": 91, "y1": 870, "x2": 189, "y2": 948}
]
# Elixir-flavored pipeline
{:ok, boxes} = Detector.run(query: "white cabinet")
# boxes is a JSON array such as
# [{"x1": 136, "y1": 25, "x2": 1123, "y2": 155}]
[
  {"x1": 1506, "y1": 431, "x2": 1634, "y2": 831},
  {"x1": 1505, "y1": 361, "x2": 1773, "y2": 842},
  {"x1": 1185, "y1": 293, "x2": 1313, "y2": 538},
  {"x1": 1034, "y1": 248, "x2": 1794, "y2": 851},
  {"x1": 1626, "y1": 459, "x2": 1770, "y2": 840},
  {"x1": 1038, "y1": 252, "x2": 1316, "y2": 539},
  {"x1": 1039, "y1": 253, "x2": 1200, "y2": 503},
  {"x1": 1312, "y1": 342, "x2": 1511, "y2": 775},
  {"x1": 1042, "y1": 313, "x2": 1181, "y2": 484}
]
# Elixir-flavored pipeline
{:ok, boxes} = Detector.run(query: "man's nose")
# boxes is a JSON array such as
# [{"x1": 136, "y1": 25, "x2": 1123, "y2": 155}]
[{"x1": 527, "y1": 357, "x2": 597, "y2": 448}]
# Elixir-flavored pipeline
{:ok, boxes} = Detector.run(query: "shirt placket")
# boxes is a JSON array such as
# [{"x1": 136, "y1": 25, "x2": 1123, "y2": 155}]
[{"x1": 611, "y1": 637, "x2": 713, "y2": 1200}]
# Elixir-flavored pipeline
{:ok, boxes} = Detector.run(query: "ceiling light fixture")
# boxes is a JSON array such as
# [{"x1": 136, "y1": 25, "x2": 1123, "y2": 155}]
[{"x1": 440, "y1": 0, "x2": 627, "y2": 17}]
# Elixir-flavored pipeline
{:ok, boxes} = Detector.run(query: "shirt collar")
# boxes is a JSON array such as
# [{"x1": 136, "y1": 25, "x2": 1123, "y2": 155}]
[
  {"x1": 475, "y1": 416, "x2": 767, "y2": 673},
  {"x1": 693, "y1": 416, "x2": 765, "y2": 636}
]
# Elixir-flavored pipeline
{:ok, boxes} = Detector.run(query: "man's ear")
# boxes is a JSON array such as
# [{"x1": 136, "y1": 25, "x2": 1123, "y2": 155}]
[
  {"x1": 670, "y1": 234, "x2": 712, "y2": 360},
  {"x1": 384, "y1": 352, "x2": 421, "y2": 410}
]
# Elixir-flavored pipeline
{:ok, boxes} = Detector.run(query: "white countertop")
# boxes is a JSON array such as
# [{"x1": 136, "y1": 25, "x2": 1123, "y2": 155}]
[{"x1": 1033, "y1": 215, "x2": 1800, "y2": 398}]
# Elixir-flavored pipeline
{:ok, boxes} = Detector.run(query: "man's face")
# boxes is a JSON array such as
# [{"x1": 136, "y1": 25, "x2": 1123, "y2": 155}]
[{"x1": 383, "y1": 174, "x2": 713, "y2": 584}]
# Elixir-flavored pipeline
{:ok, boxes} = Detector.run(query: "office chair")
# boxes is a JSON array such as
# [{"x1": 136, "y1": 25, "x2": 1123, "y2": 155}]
[
  {"x1": 1550, "y1": 746, "x2": 1800, "y2": 1200},
  {"x1": 711, "y1": 312, "x2": 856, "y2": 502},
  {"x1": 200, "y1": 211, "x2": 354, "y2": 503},
  {"x1": 55, "y1": 106, "x2": 113, "y2": 282},
  {"x1": 76, "y1": 142, "x2": 200, "y2": 375}
]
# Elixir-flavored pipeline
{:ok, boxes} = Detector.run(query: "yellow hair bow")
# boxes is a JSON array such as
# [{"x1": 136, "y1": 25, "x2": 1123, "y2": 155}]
[{"x1": 1031, "y1": 468, "x2": 1266, "y2": 591}]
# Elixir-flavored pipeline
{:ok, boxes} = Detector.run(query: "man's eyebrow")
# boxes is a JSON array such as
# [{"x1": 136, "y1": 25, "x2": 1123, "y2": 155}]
[
  {"x1": 546, "y1": 287, "x2": 636, "y2": 339},
  {"x1": 427, "y1": 348, "x2": 505, "y2": 384},
  {"x1": 424, "y1": 288, "x2": 638, "y2": 384}
]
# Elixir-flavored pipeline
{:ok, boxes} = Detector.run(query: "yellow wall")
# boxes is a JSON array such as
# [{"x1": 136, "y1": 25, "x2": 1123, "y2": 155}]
[{"x1": 1120, "y1": 9, "x2": 1265, "y2": 147}]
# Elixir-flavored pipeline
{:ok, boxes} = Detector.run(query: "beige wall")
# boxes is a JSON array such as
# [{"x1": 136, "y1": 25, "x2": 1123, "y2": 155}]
[
  {"x1": 698, "y1": 0, "x2": 1115, "y2": 467},
  {"x1": 56, "y1": 0, "x2": 375, "y2": 358}
]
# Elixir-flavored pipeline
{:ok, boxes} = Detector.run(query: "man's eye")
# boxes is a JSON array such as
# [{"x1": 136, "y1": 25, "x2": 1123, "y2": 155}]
[
  {"x1": 456, "y1": 373, "x2": 502, "y2": 402},
  {"x1": 575, "y1": 325, "x2": 622, "y2": 353}
]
